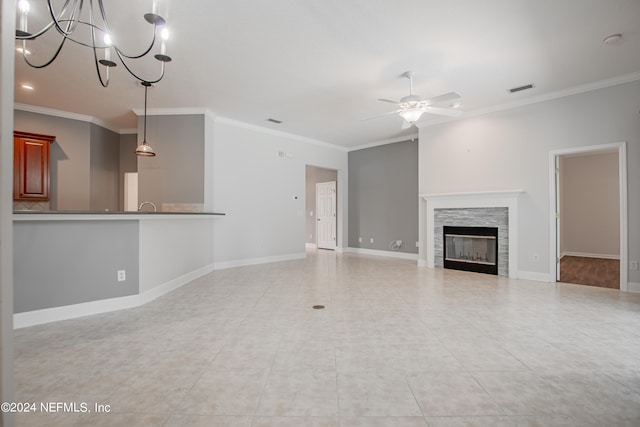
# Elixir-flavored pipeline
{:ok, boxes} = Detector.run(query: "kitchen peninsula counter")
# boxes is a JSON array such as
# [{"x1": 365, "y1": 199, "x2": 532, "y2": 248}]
[
  {"x1": 14, "y1": 211, "x2": 225, "y2": 220},
  {"x1": 13, "y1": 211, "x2": 223, "y2": 328}
]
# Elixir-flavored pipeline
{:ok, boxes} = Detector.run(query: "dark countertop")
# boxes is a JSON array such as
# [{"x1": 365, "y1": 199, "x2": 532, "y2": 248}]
[{"x1": 14, "y1": 210, "x2": 225, "y2": 215}]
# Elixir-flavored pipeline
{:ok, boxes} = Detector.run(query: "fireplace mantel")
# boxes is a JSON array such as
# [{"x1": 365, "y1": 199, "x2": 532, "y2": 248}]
[{"x1": 419, "y1": 190, "x2": 524, "y2": 278}]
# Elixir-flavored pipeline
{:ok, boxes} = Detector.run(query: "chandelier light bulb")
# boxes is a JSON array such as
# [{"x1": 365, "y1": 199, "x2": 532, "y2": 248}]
[
  {"x1": 161, "y1": 27, "x2": 170, "y2": 41},
  {"x1": 18, "y1": 0, "x2": 30, "y2": 14}
]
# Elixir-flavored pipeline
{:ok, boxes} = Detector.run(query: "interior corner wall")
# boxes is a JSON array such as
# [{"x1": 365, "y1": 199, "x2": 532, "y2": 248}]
[
  {"x1": 212, "y1": 120, "x2": 348, "y2": 264},
  {"x1": 89, "y1": 124, "x2": 120, "y2": 211},
  {"x1": 305, "y1": 165, "x2": 338, "y2": 245},
  {"x1": 348, "y1": 139, "x2": 419, "y2": 254},
  {"x1": 560, "y1": 152, "x2": 620, "y2": 257},
  {"x1": 1, "y1": 0, "x2": 16, "y2": 421},
  {"x1": 418, "y1": 80, "x2": 640, "y2": 283},
  {"x1": 118, "y1": 133, "x2": 138, "y2": 211},
  {"x1": 137, "y1": 114, "x2": 205, "y2": 209},
  {"x1": 14, "y1": 110, "x2": 91, "y2": 210}
]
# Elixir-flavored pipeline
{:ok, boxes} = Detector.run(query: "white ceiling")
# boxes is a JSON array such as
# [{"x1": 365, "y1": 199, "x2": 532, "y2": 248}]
[{"x1": 13, "y1": 0, "x2": 640, "y2": 148}]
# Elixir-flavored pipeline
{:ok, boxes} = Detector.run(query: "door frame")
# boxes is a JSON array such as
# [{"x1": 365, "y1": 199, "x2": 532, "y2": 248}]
[{"x1": 548, "y1": 142, "x2": 628, "y2": 291}]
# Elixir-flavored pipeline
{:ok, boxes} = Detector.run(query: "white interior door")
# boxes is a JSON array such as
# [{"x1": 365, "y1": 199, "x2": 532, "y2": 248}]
[{"x1": 316, "y1": 181, "x2": 336, "y2": 250}]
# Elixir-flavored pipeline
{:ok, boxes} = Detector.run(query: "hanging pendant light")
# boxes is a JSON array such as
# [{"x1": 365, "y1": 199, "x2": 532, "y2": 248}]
[{"x1": 135, "y1": 81, "x2": 156, "y2": 157}]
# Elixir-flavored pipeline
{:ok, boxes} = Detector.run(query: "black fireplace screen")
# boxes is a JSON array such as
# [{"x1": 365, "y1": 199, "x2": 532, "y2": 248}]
[{"x1": 443, "y1": 226, "x2": 498, "y2": 275}]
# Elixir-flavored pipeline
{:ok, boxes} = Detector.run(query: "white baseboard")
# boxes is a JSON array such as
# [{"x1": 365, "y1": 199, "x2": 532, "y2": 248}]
[
  {"x1": 14, "y1": 295, "x2": 141, "y2": 329},
  {"x1": 627, "y1": 282, "x2": 640, "y2": 293},
  {"x1": 213, "y1": 252, "x2": 306, "y2": 270},
  {"x1": 139, "y1": 262, "x2": 217, "y2": 305},
  {"x1": 14, "y1": 262, "x2": 218, "y2": 329},
  {"x1": 305, "y1": 242, "x2": 317, "y2": 249},
  {"x1": 518, "y1": 270, "x2": 553, "y2": 282},
  {"x1": 346, "y1": 247, "x2": 419, "y2": 261},
  {"x1": 560, "y1": 251, "x2": 620, "y2": 260}
]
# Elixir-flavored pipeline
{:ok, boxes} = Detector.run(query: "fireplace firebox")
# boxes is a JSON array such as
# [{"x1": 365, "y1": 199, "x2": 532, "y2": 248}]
[{"x1": 443, "y1": 226, "x2": 498, "y2": 275}]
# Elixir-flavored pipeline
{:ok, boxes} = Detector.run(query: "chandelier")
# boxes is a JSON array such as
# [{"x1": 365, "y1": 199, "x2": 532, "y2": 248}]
[{"x1": 15, "y1": 0, "x2": 172, "y2": 87}]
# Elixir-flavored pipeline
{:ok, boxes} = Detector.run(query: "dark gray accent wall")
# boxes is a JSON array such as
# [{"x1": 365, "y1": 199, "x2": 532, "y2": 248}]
[
  {"x1": 348, "y1": 140, "x2": 418, "y2": 254},
  {"x1": 305, "y1": 165, "x2": 338, "y2": 244},
  {"x1": 13, "y1": 220, "x2": 139, "y2": 313},
  {"x1": 118, "y1": 133, "x2": 138, "y2": 211},
  {"x1": 90, "y1": 124, "x2": 120, "y2": 211},
  {"x1": 138, "y1": 114, "x2": 205, "y2": 207}
]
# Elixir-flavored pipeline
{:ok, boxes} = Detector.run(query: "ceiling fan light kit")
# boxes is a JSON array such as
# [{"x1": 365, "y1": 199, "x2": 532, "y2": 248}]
[
  {"x1": 398, "y1": 108, "x2": 425, "y2": 123},
  {"x1": 373, "y1": 71, "x2": 462, "y2": 128},
  {"x1": 15, "y1": 0, "x2": 172, "y2": 87}
]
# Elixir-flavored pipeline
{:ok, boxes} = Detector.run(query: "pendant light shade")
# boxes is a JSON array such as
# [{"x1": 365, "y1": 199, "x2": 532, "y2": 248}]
[{"x1": 136, "y1": 82, "x2": 156, "y2": 157}]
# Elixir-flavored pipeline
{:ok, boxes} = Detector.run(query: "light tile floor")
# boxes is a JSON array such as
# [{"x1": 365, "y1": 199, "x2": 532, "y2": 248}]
[{"x1": 13, "y1": 250, "x2": 640, "y2": 426}]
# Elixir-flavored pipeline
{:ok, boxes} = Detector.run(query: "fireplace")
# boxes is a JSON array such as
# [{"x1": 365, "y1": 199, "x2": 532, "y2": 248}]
[
  {"x1": 420, "y1": 190, "x2": 523, "y2": 278},
  {"x1": 443, "y1": 226, "x2": 498, "y2": 275}
]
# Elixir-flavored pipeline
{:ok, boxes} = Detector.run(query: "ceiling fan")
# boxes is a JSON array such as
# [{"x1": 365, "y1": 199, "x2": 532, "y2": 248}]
[{"x1": 373, "y1": 71, "x2": 463, "y2": 128}]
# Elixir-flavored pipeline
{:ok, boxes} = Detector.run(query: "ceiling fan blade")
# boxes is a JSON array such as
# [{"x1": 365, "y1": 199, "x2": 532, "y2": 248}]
[
  {"x1": 423, "y1": 106, "x2": 464, "y2": 117},
  {"x1": 361, "y1": 109, "x2": 402, "y2": 121},
  {"x1": 377, "y1": 98, "x2": 402, "y2": 105},
  {"x1": 423, "y1": 92, "x2": 461, "y2": 106}
]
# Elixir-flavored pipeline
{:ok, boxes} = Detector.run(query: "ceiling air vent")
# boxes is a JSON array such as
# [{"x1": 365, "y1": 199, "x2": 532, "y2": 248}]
[
  {"x1": 267, "y1": 118, "x2": 283, "y2": 124},
  {"x1": 508, "y1": 83, "x2": 535, "y2": 94}
]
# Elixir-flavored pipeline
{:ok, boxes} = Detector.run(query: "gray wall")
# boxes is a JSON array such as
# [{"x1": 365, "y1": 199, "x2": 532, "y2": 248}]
[
  {"x1": 560, "y1": 151, "x2": 620, "y2": 257},
  {"x1": 14, "y1": 110, "x2": 133, "y2": 212},
  {"x1": 14, "y1": 110, "x2": 91, "y2": 210},
  {"x1": 305, "y1": 165, "x2": 338, "y2": 244},
  {"x1": 348, "y1": 139, "x2": 419, "y2": 254},
  {"x1": 118, "y1": 134, "x2": 138, "y2": 211},
  {"x1": 90, "y1": 124, "x2": 120, "y2": 211},
  {"x1": 13, "y1": 220, "x2": 139, "y2": 313},
  {"x1": 138, "y1": 114, "x2": 205, "y2": 209}
]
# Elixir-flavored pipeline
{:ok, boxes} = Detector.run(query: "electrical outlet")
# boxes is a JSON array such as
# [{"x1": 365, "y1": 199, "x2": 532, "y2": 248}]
[
  {"x1": 631, "y1": 261, "x2": 639, "y2": 271},
  {"x1": 358, "y1": 237, "x2": 362, "y2": 243},
  {"x1": 117, "y1": 270, "x2": 126, "y2": 282},
  {"x1": 416, "y1": 241, "x2": 420, "y2": 248},
  {"x1": 370, "y1": 238, "x2": 374, "y2": 244},
  {"x1": 533, "y1": 253, "x2": 539, "y2": 262}
]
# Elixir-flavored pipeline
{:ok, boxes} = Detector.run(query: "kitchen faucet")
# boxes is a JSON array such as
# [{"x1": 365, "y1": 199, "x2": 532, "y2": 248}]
[{"x1": 138, "y1": 201, "x2": 157, "y2": 212}]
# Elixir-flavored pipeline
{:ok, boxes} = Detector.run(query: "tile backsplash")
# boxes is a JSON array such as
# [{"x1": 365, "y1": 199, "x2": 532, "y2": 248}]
[{"x1": 14, "y1": 201, "x2": 50, "y2": 211}]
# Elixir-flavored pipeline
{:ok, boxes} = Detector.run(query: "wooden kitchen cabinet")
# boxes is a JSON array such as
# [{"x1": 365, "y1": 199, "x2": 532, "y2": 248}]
[{"x1": 14, "y1": 131, "x2": 55, "y2": 201}]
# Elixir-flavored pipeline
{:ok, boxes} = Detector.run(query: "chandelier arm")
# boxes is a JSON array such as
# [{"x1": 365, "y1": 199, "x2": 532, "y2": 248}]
[
  {"x1": 16, "y1": 0, "x2": 74, "y2": 40},
  {"x1": 88, "y1": 2, "x2": 110, "y2": 88},
  {"x1": 114, "y1": 49, "x2": 166, "y2": 84},
  {"x1": 98, "y1": 0, "x2": 158, "y2": 60},
  {"x1": 15, "y1": 19, "x2": 56, "y2": 40},
  {"x1": 47, "y1": 0, "x2": 82, "y2": 37},
  {"x1": 113, "y1": 28, "x2": 158, "y2": 60},
  {"x1": 20, "y1": 36, "x2": 68, "y2": 69}
]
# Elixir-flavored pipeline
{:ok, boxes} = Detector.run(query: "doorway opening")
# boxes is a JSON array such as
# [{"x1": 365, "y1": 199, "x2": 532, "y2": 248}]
[
  {"x1": 305, "y1": 165, "x2": 338, "y2": 250},
  {"x1": 549, "y1": 142, "x2": 628, "y2": 291}
]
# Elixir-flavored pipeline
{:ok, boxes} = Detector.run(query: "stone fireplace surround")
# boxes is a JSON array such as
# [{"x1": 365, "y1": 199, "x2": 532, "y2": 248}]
[{"x1": 419, "y1": 190, "x2": 524, "y2": 278}]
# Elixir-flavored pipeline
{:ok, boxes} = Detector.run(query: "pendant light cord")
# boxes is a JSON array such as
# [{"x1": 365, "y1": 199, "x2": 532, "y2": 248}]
[{"x1": 143, "y1": 83, "x2": 148, "y2": 143}]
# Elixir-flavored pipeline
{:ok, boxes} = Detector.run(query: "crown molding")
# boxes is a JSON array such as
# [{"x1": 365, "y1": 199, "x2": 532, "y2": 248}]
[
  {"x1": 130, "y1": 107, "x2": 216, "y2": 119},
  {"x1": 215, "y1": 116, "x2": 347, "y2": 152},
  {"x1": 14, "y1": 103, "x2": 127, "y2": 134},
  {"x1": 348, "y1": 133, "x2": 418, "y2": 152},
  {"x1": 416, "y1": 71, "x2": 640, "y2": 130}
]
